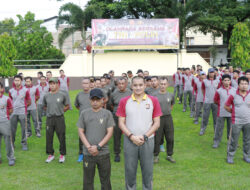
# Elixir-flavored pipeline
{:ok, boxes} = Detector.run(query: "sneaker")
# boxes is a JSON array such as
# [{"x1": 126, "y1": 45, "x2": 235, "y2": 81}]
[
  {"x1": 227, "y1": 157, "x2": 234, "y2": 164},
  {"x1": 45, "y1": 155, "x2": 55, "y2": 163},
  {"x1": 199, "y1": 131, "x2": 204, "y2": 136},
  {"x1": 114, "y1": 154, "x2": 120, "y2": 162},
  {"x1": 194, "y1": 121, "x2": 199, "y2": 125},
  {"x1": 166, "y1": 156, "x2": 176, "y2": 163},
  {"x1": 160, "y1": 145, "x2": 165, "y2": 152},
  {"x1": 59, "y1": 155, "x2": 65, "y2": 163},
  {"x1": 22, "y1": 144, "x2": 28, "y2": 151},
  {"x1": 77, "y1": 154, "x2": 84, "y2": 162},
  {"x1": 183, "y1": 109, "x2": 186, "y2": 112},
  {"x1": 243, "y1": 157, "x2": 250, "y2": 163},
  {"x1": 212, "y1": 143, "x2": 219, "y2": 149},
  {"x1": 36, "y1": 132, "x2": 41, "y2": 138},
  {"x1": 8, "y1": 160, "x2": 15, "y2": 166},
  {"x1": 154, "y1": 156, "x2": 159, "y2": 163}
]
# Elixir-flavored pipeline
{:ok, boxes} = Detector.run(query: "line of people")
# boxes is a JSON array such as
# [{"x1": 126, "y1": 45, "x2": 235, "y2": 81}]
[{"x1": 173, "y1": 65, "x2": 250, "y2": 164}]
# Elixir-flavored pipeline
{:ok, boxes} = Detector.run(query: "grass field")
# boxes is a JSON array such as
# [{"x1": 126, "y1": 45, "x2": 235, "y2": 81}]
[{"x1": 0, "y1": 87, "x2": 249, "y2": 190}]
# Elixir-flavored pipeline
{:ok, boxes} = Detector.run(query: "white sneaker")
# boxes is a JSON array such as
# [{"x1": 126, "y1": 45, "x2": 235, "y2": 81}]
[
  {"x1": 46, "y1": 155, "x2": 55, "y2": 163},
  {"x1": 59, "y1": 155, "x2": 65, "y2": 163}
]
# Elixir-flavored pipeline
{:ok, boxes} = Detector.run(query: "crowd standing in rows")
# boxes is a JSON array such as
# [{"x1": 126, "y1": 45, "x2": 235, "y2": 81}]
[{"x1": 0, "y1": 66, "x2": 249, "y2": 190}]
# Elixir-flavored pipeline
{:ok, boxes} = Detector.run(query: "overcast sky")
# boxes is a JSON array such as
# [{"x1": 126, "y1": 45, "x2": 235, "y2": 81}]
[{"x1": 0, "y1": 0, "x2": 89, "y2": 32}]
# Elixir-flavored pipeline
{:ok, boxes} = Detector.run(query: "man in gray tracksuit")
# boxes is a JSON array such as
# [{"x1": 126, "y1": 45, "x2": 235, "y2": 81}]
[
  {"x1": 24, "y1": 77, "x2": 40, "y2": 137},
  {"x1": 37, "y1": 76, "x2": 49, "y2": 129},
  {"x1": 178, "y1": 69, "x2": 184, "y2": 104},
  {"x1": 182, "y1": 68, "x2": 193, "y2": 112},
  {"x1": 225, "y1": 76, "x2": 250, "y2": 164},
  {"x1": 0, "y1": 82, "x2": 15, "y2": 166},
  {"x1": 193, "y1": 71, "x2": 206, "y2": 124},
  {"x1": 173, "y1": 68, "x2": 181, "y2": 99},
  {"x1": 213, "y1": 74, "x2": 236, "y2": 148},
  {"x1": 199, "y1": 68, "x2": 219, "y2": 136},
  {"x1": 9, "y1": 75, "x2": 31, "y2": 151},
  {"x1": 58, "y1": 69, "x2": 72, "y2": 109}
]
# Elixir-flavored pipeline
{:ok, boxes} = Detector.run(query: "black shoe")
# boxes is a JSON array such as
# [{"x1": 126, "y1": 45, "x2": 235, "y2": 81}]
[
  {"x1": 227, "y1": 157, "x2": 234, "y2": 164},
  {"x1": 114, "y1": 155, "x2": 120, "y2": 162},
  {"x1": 166, "y1": 156, "x2": 176, "y2": 163}
]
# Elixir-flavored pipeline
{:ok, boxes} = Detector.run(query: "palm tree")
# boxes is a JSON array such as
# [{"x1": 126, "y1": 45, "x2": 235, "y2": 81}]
[{"x1": 56, "y1": 3, "x2": 86, "y2": 49}]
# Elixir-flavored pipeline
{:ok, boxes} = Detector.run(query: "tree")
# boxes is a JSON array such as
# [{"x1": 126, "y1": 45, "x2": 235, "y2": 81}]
[
  {"x1": 195, "y1": 0, "x2": 250, "y2": 60},
  {"x1": 0, "y1": 33, "x2": 17, "y2": 77},
  {"x1": 13, "y1": 12, "x2": 65, "y2": 65},
  {"x1": 229, "y1": 22, "x2": 250, "y2": 68},
  {"x1": 0, "y1": 18, "x2": 15, "y2": 35}
]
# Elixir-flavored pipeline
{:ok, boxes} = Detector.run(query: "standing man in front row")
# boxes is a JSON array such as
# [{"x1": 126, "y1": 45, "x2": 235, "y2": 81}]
[
  {"x1": 117, "y1": 76, "x2": 162, "y2": 190},
  {"x1": 77, "y1": 88, "x2": 114, "y2": 190},
  {"x1": 43, "y1": 78, "x2": 69, "y2": 163},
  {"x1": 225, "y1": 76, "x2": 250, "y2": 164},
  {"x1": 153, "y1": 77, "x2": 175, "y2": 163}
]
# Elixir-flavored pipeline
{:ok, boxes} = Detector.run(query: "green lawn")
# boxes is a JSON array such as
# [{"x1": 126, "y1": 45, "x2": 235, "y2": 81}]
[{"x1": 0, "y1": 88, "x2": 249, "y2": 190}]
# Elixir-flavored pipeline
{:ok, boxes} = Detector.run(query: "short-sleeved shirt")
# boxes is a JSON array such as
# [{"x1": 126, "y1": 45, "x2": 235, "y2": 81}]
[
  {"x1": 214, "y1": 86, "x2": 236, "y2": 117},
  {"x1": 24, "y1": 85, "x2": 40, "y2": 110},
  {"x1": 193, "y1": 78, "x2": 204, "y2": 102},
  {"x1": 74, "y1": 91, "x2": 91, "y2": 115},
  {"x1": 110, "y1": 89, "x2": 132, "y2": 115},
  {"x1": 116, "y1": 94, "x2": 162, "y2": 138},
  {"x1": 77, "y1": 108, "x2": 115, "y2": 156},
  {"x1": 225, "y1": 90, "x2": 250, "y2": 124},
  {"x1": 152, "y1": 91, "x2": 175, "y2": 116},
  {"x1": 0, "y1": 95, "x2": 13, "y2": 122},
  {"x1": 58, "y1": 76, "x2": 69, "y2": 91},
  {"x1": 9, "y1": 86, "x2": 31, "y2": 115},
  {"x1": 43, "y1": 91, "x2": 69, "y2": 117},
  {"x1": 202, "y1": 78, "x2": 219, "y2": 103},
  {"x1": 38, "y1": 83, "x2": 49, "y2": 105},
  {"x1": 182, "y1": 74, "x2": 193, "y2": 91}
]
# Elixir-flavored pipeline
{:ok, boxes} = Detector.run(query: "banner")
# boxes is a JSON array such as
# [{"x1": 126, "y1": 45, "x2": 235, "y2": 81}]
[{"x1": 92, "y1": 19, "x2": 179, "y2": 50}]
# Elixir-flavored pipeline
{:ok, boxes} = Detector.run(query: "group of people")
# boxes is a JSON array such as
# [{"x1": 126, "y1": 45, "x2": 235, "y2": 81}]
[
  {"x1": 0, "y1": 65, "x2": 249, "y2": 190},
  {"x1": 173, "y1": 65, "x2": 250, "y2": 164}
]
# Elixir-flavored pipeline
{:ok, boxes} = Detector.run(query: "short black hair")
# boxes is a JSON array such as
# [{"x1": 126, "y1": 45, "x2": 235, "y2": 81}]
[
  {"x1": 100, "y1": 77, "x2": 106, "y2": 81},
  {"x1": 25, "y1": 76, "x2": 32, "y2": 81},
  {"x1": 214, "y1": 68, "x2": 218, "y2": 72},
  {"x1": 95, "y1": 78, "x2": 101, "y2": 82},
  {"x1": 245, "y1": 69, "x2": 250, "y2": 74},
  {"x1": 46, "y1": 71, "x2": 52, "y2": 74},
  {"x1": 131, "y1": 76, "x2": 145, "y2": 84},
  {"x1": 238, "y1": 76, "x2": 249, "y2": 85},
  {"x1": 233, "y1": 70, "x2": 240, "y2": 74},
  {"x1": 222, "y1": 74, "x2": 231, "y2": 81},
  {"x1": 14, "y1": 75, "x2": 22, "y2": 80},
  {"x1": 118, "y1": 77, "x2": 126, "y2": 82},
  {"x1": 186, "y1": 68, "x2": 190, "y2": 71},
  {"x1": 59, "y1": 69, "x2": 64, "y2": 72},
  {"x1": 37, "y1": 71, "x2": 43, "y2": 75},
  {"x1": 177, "y1": 68, "x2": 181, "y2": 70},
  {"x1": 0, "y1": 82, "x2": 3, "y2": 88},
  {"x1": 159, "y1": 77, "x2": 168, "y2": 81},
  {"x1": 40, "y1": 76, "x2": 46, "y2": 79},
  {"x1": 127, "y1": 70, "x2": 132, "y2": 74},
  {"x1": 151, "y1": 76, "x2": 159, "y2": 80}
]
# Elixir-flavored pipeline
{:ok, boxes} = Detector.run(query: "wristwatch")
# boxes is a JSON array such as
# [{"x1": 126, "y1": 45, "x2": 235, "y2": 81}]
[
  {"x1": 97, "y1": 144, "x2": 102, "y2": 151},
  {"x1": 143, "y1": 135, "x2": 148, "y2": 142}
]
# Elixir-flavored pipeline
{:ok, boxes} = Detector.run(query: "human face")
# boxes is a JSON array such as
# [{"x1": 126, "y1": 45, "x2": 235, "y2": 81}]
[
  {"x1": 90, "y1": 97, "x2": 103, "y2": 110},
  {"x1": 95, "y1": 80, "x2": 101, "y2": 88},
  {"x1": 146, "y1": 80, "x2": 152, "y2": 87},
  {"x1": 151, "y1": 78, "x2": 159, "y2": 88},
  {"x1": 49, "y1": 82, "x2": 58, "y2": 92},
  {"x1": 82, "y1": 79, "x2": 90, "y2": 92},
  {"x1": 238, "y1": 80, "x2": 249, "y2": 92},
  {"x1": 222, "y1": 78, "x2": 231, "y2": 88},
  {"x1": 229, "y1": 66, "x2": 233, "y2": 73},
  {"x1": 224, "y1": 69, "x2": 229, "y2": 75},
  {"x1": 186, "y1": 69, "x2": 190, "y2": 75},
  {"x1": 128, "y1": 73, "x2": 133, "y2": 78},
  {"x1": 25, "y1": 79, "x2": 32, "y2": 87},
  {"x1": 40, "y1": 77, "x2": 46, "y2": 85},
  {"x1": 60, "y1": 71, "x2": 65, "y2": 76},
  {"x1": 100, "y1": 79, "x2": 106, "y2": 87},
  {"x1": 132, "y1": 78, "x2": 146, "y2": 96},
  {"x1": 143, "y1": 71, "x2": 149, "y2": 77},
  {"x1": 137, "y1": 72, "x2": 143, "y2": 77},
  {"x1": 208, "y1": 72, "x2": 215, "y2": 79},
  {"x1": 46, "y1": 73, "x2": 52, "y2": 79},
  {"x1": 233, "y1": 72, "x2": 239, "y2": 79},
  {"x1": 0, "y1": 86, "x2": 4, "y2": 95},
  {"x1": 90, "y1": 82, "x2": 95, "y2": 89},
  {"x1": 159, "y1": 79, "x2": 168, "y2": 92},
  {"x1": 14, "y1": 78, "x2": 22, "y2": 87},
  {"x1": 118, "y1": 79, "x2": 127, "y2": 91},
  {"x1": 246, "y1": 72, "x2": 250, "y2": 80},
  {"x1": 201, "y1": 74, "x2": 206, "y2": 80},
  {"x1": 37, "y1": 73, "x2": 42, "y2": 78}
]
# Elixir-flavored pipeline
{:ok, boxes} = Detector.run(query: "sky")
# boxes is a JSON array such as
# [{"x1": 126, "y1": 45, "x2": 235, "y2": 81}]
[{"x1": 0, "y1": 0, "x2": 89, "y2": 32}]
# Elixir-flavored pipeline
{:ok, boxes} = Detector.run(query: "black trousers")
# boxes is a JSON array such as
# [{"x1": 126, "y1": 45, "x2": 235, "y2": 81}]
[
  {"x1": 46, "y1": 115, "x2": 66, "y2": 155},
  {"x1": 113, "y1": 115, "x2": 122, "y2": 155},
  {"x1": 79, "y1": 137, "x2": 83, "y2": 154},
  {"x1": 83, "y1": 153, "x2": 111, "y2": 190},
  {"x1": 154, "y1": 115, "x2": 174, "y2": 156}
]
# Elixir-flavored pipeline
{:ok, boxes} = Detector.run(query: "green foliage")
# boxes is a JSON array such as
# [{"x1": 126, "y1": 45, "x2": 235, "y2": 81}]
[
  {"x1": 0, "y1": 33, "x2": 17, "y2": 77},
  {"x1": 0, "y1": 18, "x2": 15, "y2": 35},
  {"x1": 12, "y1": 12, "x2": 65, "y2": 65},
  {"x1": 229, "y1": 22, "x2": 250, "y2": 68}
]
